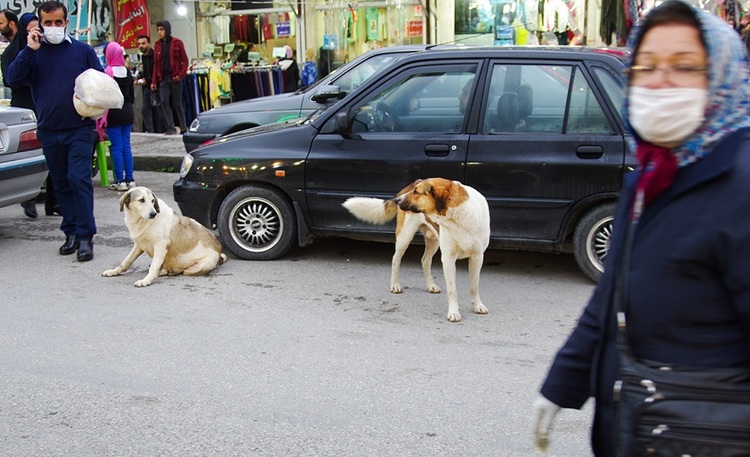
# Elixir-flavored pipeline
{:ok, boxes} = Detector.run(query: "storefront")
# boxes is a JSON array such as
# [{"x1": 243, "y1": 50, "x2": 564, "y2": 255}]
[{"x1": 304, "y1": 0, "x2": 429, "y2": 76}]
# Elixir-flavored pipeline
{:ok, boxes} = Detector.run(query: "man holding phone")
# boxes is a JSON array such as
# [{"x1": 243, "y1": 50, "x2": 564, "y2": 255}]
[{"x1": 5, "y1": 0, "x2": 103, "y2": 262}]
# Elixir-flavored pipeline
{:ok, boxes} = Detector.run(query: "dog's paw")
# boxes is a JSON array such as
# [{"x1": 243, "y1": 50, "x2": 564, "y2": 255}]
[
  {"x1": 134, "y1": 278, "x2": 152, "y2": 287},
  {"x1": 473, "y1": 303, "x2": 489, "y2": 315},
  {"x1": 447, "y1": 311, "x2": 462, "y2": 322},
  {"x1": 101, "y1": 269, "x2": 121, "y2": 277},
  {"x1": 390, "y1": 284, "x2": 403, "y2": 294},
  {"x1": 427, "y1": 283, "x2": 441, "y2": 294}
]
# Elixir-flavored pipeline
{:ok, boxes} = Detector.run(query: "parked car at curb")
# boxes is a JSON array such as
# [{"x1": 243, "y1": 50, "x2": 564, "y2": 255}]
[
  {"x1": 174, "y1": 46, "x2": 635, "y2": 282},
  {"x1": 183, "y1": 45, "x2": 428, "y2": 152},
  {"x1": 0, "y1": 106, "x2": 46, "y2": 208}
]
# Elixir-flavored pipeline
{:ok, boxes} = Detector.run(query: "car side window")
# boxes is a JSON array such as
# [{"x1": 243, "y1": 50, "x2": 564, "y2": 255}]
[
  {"x1": 351, "y1": 69, "x2": 477, "y2": 133},
  {"x1": 567, "y1": 68, "x2": 615, "y2": 134},
  {"x1": 483, "y1": 64, "x2": 571, "y2": 134}
]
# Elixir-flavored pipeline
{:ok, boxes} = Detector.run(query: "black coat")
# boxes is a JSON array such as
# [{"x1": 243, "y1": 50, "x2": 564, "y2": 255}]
[
  {"x1": 106, "y1": 72, "x2": 134, "y2": 127},
  {"x1": 540, "y1": 128, "x2": 750, "y2": 456},
  {"x1": 1, "y1": 35, "x2": 35, "y2": 111}
]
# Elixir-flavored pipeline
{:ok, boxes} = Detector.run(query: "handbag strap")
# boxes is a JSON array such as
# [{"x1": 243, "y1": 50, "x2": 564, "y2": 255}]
[{"x1": 613, "y1": 188, "x2": 644, "y2": 359}]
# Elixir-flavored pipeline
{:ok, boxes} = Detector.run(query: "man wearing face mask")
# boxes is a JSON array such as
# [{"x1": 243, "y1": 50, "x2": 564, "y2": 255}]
[
  {"x1": 532, "y1": 1, "x2": 750, "y2": 455},
  {"x1": 5, "y1": 0, "x2": 104, "y2": 262}
]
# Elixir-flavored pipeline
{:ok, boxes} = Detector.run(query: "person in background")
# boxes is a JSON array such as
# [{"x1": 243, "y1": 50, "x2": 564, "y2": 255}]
[
  {"x1": 136, "y1": 34, "x2": 154, "y2": 133},
  {"x1": 99, "y1": 41, "x2": 135, "y2": 191},
  {"x1": 5, "y1": 0, "x2": 104, "y2": 262},
  {"x1": 300, "y1": 47, "x2": 318, "y2": 87},
  {"x1": 4, "y1": 12, "x2": 61, "y2": 218},
  {"x1": 0, "y1": 10, "x2": 36, "y2": 218},
  {"x1": 276, "y1": 45, "x2": 299, "y2": 93},
  {"x1": 151, "y1": 20, "x2": 188, "y2": 136},
  {"x1": 532, "y1": 2, "x2": 750, "y2": 455},
  {"x1": 0, "y1": 9, "x2": 17, "y2": 42}
]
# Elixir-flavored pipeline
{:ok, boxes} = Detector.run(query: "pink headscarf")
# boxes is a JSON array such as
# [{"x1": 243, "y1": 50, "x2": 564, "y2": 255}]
[
  {"x1": 104, "y1": 42, "x2": 126, "y2": 77},
  {"x1": 97, "y1": 42, "x2": 127, "y2": 138}
]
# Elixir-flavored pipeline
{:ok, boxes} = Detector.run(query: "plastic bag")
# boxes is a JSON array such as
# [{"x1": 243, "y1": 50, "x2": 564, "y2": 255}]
[{"x1": 73, "y1": 68, "x2": 124, "y2": 118}]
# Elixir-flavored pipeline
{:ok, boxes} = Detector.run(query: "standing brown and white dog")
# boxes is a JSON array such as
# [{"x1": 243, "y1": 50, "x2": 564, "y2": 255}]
[
  {"x1": 102, "y1": 187, "x2": 227, "y2": 287},
  {"x1": 343, "y1": 178, "x2": 490, "y2": 322}
]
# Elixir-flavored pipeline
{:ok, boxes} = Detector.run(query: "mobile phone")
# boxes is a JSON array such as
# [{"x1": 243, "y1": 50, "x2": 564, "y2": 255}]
[{"x1": 34, "y1": 26, "x2": 42, "y2": 42}]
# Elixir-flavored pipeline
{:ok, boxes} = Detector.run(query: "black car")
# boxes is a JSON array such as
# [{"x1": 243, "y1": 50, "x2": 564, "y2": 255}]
[
  {"x1": 174, "y1": 46, "x2": 634, "y2": 282},
  {"x1": 182, "y1": 45, "x2": 427, "y2": 152}
]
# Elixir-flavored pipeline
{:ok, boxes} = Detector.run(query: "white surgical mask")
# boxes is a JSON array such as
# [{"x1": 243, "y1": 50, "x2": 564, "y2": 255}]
[
  {"x1": 43, "y1": 26, "x2": 66, "y2": 44},
  {"x1": 629, "y1": 86, "x2": 708, "y2": 147}
]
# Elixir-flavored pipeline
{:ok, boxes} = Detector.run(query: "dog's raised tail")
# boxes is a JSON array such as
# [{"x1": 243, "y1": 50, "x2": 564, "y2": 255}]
[{"x1": 343, "y1": 197, "x2": 398, "y2": 225}]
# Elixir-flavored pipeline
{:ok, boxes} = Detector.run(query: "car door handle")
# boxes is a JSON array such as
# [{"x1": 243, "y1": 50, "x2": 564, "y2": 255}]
[
  {"x1": 425, "y1": 144, "x2": 451, "y2": 157},
  {"x1": 576, "y1": 145, "x2": 604, "y2": 159}
]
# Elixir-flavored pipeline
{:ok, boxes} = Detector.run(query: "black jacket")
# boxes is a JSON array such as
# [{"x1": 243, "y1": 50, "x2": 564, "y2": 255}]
[
  {"x1": 138, "y1": 48, "x2": 154, "y2": 85},
  {"x1": 1, "y1": 34, "x2": 35, "y2": 111},
  {"x1": 107, "y1": 72, "x2": 134, "y2": 126}
]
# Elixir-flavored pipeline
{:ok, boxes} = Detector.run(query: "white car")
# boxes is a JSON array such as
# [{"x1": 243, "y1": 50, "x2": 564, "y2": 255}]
[{"x1": 0, "y1": 106, "x2": 46, "y2": 208}]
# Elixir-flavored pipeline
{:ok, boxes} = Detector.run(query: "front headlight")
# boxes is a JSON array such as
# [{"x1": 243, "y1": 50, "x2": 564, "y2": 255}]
[{"x1": 179, "y1": 154, "x2": 194, "y2": 178}]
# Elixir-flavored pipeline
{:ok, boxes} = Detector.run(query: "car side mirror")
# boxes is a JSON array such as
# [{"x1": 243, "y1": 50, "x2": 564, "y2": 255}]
[
  {"x1": 311, "y1": 85, "x2": 344, "y2": 103},
  {"x1": 334, "y1": 112, "x2": 349, "y2": 132}
]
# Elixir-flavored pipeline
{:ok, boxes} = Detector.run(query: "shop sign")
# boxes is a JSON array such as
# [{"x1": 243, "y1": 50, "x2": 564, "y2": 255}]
[
  {"x1": 276, "y1": 21, "x2": 291, "y2": 37},
  {"x1": 114, "y1": 0, "x2": 150, "y2": 49},
  {"x1": 407, "y1": 20, "x2": 423, "y2": 37}
]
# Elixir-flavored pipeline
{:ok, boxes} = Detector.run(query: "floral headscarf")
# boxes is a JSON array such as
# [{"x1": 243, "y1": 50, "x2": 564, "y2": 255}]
[{"x1": 623, "y1": 1, "x2": 750, "y2": 168}]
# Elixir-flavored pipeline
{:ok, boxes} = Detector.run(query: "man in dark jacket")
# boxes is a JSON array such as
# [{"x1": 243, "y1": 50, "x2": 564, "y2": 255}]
[
  {"x1": 150, "y1": 20, "x2": 188, "y2": 135},
  {"x1": 136, "y1": 34, "x2": 155, "y2": 132}
]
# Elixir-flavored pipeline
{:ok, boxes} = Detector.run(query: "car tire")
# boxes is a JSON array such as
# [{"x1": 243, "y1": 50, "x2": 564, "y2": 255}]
[
  {"x1": 573, "y1": 203, "x2": 615, "y2": 283},
  {"x1": 217, "y1": 185, "x2": 297, "y2": 260}
]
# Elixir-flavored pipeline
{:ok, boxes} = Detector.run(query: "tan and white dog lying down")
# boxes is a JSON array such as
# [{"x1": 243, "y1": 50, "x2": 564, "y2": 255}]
[
  {"x1": 343, "y1": 178, "x2": 490, "y2": 322},
  {"x1": 102, "y1": 187, "x2": 227, "y2": 287}
]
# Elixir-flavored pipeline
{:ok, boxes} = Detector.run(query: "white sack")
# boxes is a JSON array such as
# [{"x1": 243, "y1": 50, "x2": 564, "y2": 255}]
[{"x1": 73, "y1": 69, "x2": 123, "y2": 118}]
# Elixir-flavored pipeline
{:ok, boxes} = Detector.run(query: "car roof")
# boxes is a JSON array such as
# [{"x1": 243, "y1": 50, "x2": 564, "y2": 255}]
[{"x1": 409, "y1": 44, "x2": 630, "y2": 64}]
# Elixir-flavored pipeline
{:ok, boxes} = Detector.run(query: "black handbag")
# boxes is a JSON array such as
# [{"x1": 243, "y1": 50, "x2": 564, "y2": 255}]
[{"x1": 613, "y1": 190, "x2": 750, "y2": 457}]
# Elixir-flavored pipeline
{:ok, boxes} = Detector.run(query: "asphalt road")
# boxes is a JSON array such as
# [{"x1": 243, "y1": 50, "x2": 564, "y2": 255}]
[{"x1": 0, "y1": 171, "x2": 596, "y2": 456}]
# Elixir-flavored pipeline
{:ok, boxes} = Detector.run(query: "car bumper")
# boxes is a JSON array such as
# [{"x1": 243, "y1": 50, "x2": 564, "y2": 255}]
[
  {"x1": 173, "y1": 177, "x2": 221, "y2": 227},
  {"x1": 0, "y1": 155, "x2": 47, "y2": 208},
  {"x1": 183, "y1": 132, "x2": 218, "y2": 153}
]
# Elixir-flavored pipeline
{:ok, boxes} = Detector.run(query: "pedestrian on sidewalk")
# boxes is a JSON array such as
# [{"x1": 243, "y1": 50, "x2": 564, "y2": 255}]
[
  {"x1": 151, "y1": 20, "x2": 188, "y2": 136},
  {"x1": 136, "y1": 34, "x2": 155, "y2": 132},
  {"x1": 5, "y1": 0, "x2": 104, "y2": 262},
  {"x1": 100, "y1": 41, "x2": 135, "y2": 191}
]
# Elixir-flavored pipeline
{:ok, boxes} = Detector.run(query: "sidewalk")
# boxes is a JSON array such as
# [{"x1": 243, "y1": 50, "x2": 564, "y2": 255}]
[{"x1": 129, "y1": 132, "x2": 186, "y2": 173}]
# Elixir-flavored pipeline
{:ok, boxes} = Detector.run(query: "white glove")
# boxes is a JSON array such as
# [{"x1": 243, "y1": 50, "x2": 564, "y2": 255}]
[{"x1": 532, "y1": 394, "x2": 562, "y2": 452}]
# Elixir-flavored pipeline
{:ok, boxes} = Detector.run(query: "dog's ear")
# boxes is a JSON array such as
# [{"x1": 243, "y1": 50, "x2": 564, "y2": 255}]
[
  {"x1": 119, "y1": 190, "x2": 131, "y2": 212},
  {"x1": 151, "y1": 192, "x2": 161, "y2": 213},
  {"x1": 431, "y1": 183, "x2": 449, "y2": 214}
]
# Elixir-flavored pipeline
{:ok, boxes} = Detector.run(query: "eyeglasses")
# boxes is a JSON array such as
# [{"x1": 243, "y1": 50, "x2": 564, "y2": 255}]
[{"x1": 626, "y1": 65, "x2": 708, "y2": 83}]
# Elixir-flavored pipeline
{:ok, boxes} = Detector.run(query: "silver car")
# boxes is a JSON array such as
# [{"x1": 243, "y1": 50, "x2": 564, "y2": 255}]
[{"x1": 0, "y1": 106, "x2": 46, "y2": 208}]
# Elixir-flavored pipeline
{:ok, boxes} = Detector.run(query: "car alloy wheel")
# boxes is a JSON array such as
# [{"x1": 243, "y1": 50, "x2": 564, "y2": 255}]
[
  {"x1": 218, "y1": 185, "x2": 296, "y2": 260},
  {"x1": 573, "y1": 203, "x2": 615, "y2": 282}
]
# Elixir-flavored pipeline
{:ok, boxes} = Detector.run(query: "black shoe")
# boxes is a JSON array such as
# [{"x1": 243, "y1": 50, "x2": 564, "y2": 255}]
[
  {"x1": 77, "y1": 239, "x2": 94, "y2": 262},
  {"x1": 21, "y1": 201, "x2": 37, "y2": 218},
  {"x1": 45, "y1": 204, "x2": 62, "y2": 216},
  {"x1": 59, "y1": 235, "x2": 78, "y2": 255}
]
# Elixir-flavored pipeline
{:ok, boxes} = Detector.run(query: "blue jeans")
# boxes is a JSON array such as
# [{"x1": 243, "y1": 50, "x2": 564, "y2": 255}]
[
  {"x1": 37, "y1": 126, "x2": 96, "y2": 241},
  {"x1": 106, "y1": 124, "x2": 134, "y2": 183}
]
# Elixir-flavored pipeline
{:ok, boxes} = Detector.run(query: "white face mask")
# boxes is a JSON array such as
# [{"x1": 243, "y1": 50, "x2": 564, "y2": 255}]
[
  {"x1": 629, "y1": 86, "x2": 708, "y2": 147},
  {"x1": 43, "y1": 26, "x2": 66, "y2": 44}
]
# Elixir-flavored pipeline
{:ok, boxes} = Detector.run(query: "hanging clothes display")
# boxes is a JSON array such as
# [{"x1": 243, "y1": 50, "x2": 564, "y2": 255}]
[{"x1": 230, "y1": 66, "x2": 285, "y2": 102}]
